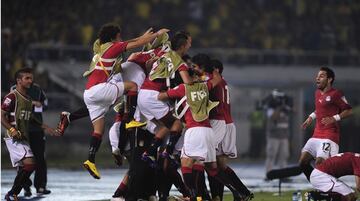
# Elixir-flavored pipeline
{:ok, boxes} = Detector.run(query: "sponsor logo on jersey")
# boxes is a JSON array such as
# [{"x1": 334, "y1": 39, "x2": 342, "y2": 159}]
[
  {"x1": 325, "y1": 96, "x2": 331, "y2": 102},
  {"x1": 190, "y1": 90, "x2": 207, "y2": 101}
]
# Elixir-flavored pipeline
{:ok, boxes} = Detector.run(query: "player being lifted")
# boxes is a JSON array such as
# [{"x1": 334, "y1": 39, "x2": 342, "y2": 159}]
[
  {"x1": 137, "y1": 31, "x2": 193, "y2": 166},
  {"x1": 82, "y1": 23, "x2": 169, "y2": 179},
  {"x1": 300, "y1": 67, "x2": 352, "y2": 181}
]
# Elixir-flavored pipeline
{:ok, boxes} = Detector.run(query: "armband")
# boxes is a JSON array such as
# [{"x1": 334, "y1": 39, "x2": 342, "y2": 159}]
[
  {"x1": 333, "y1": 114, "x2": 341, "y2": 121},
  {"x1": 309, "y1": 112, "x2": 316, "y2": 119}
]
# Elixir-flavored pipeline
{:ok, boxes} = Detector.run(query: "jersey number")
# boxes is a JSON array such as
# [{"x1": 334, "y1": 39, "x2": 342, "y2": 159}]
[
  {"x1": 322, "y1": 143, "x2": 331, "y2": 152},
  {"x1": 224, "y1": 85, "x2": 230, "y2": 104}
]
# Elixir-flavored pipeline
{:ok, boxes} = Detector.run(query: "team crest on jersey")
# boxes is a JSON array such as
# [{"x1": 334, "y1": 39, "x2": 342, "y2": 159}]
[
  {"x1": 3, "y1": 97, "x2": 12, "y2": 106},
  {"x1": 325, "y1": 96, "x2": 331, "y2": 102}
]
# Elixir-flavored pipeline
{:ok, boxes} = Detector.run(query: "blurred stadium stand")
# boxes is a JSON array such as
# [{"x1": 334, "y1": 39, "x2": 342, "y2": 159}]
[{"x1": 2, "y1": 0, "x2": 360, "y2": 167}]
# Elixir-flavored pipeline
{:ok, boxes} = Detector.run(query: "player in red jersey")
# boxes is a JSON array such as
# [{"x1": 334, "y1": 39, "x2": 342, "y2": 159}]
[
  {"x1": 310, "y1": 152, "x2": 360, "y2": 201},
  {"x1": 82, "y1": 23, "x2": 169, "y2": 179},
  {"x1": 208, "y1": 59, "x2": 253, "y2": 201},
  {"x1": 138, "y1": 31, "x2": 193, "y2": 165},
  {"x1": 159, "y1": 68, "x2": 249, "y2": 201},
  {"x1": 300, "y1": 67, "x2": 352, "y2": 181},
  {"x1": 191, "y1": 56, "x2": 253, "y2": 200}
]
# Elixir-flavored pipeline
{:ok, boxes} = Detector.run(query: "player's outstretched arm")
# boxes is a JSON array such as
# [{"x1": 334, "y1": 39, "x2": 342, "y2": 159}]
[
  {"x1": 301, "y1": 111, "x2": 315, "y2": 129},
  {"x1": 41, "y1": 124, "x2": 61, "y2": 136},
  {"x1": 126, "y1": 28, "x2": 170, "y2": 50}
]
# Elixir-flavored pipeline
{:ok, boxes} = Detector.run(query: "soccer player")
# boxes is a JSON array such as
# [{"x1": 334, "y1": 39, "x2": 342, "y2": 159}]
[
  {"x1": 1, "y1": 68, "x2": 59, "y2": 201},
  {"x1": 82, "y1": 23, "x2": 169, "y2": 179},
  {"x1": 208, "y1": 59, "x2": 253, "y2": 201},
  {"x1": 192, "y1": 56, "x2": 253, "y2": 200},
  {"x1": 300, "y1": 67, "x2": 352, "y2": 181},
  {"x1": 137, "y1": 31, "x2": 193, "y2": 165},
  {"x1": 158, "y1": 69, "x2": 247, "y2": 201},
  {"x1": 56, "y1": 33, "x2": 171, "y2": 136},
  {"x1": 310, "y1": 152, "x2": 360, "y2": 201},
  {"x1": 10, "y1": 80, "x2": 51, "y2": 196}
]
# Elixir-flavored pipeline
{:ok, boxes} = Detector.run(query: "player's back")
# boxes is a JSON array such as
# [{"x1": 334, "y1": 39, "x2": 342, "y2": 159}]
[{"x1": 316, "y1": 152, "x2": 360, "y2": 178}]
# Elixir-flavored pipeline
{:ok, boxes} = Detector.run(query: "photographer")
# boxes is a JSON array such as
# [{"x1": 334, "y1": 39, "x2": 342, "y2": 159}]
[{"x1": 263, "y1": 89, "x2": 293, "y2": 179}]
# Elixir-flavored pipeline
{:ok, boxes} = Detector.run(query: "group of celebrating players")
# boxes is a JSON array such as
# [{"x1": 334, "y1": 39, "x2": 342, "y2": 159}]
[
  {"x1": 55, "y1": 23, "x2": 254, "y2": 201},
  {"x1": 2, "y1": 22, "x2": 359, "y2": 201}
]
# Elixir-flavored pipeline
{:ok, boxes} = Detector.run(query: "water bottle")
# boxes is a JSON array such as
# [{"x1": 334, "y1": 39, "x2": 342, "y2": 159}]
[
  {"x1": 293, "y1": 190, "x2": 302, "y2": 201},
  {"x1": 297, "y1": 190, "x2": 302, "y2": 201},
  {"x1": 292, "y1": 191, "x2": 298, "y2": 201}
]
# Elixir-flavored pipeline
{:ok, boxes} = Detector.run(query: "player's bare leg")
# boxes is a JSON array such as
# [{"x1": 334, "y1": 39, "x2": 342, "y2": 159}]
[{"x1": 299, "y1": 151, "x2": 315, "y2": 181}]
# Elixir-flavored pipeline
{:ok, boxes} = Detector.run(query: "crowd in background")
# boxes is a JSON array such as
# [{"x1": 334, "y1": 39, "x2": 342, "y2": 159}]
[{"x1": 3, "y1": 0, "x2": 360, "y2": 55}]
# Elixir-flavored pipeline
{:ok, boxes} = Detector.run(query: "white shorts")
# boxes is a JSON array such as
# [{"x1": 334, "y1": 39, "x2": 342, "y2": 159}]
[
  {"x1": 302, "y1": 138, "x2": 339, "y2": 159},
  {"x1": 137, "y1": 89, "x2": 170, "y2": 121},
  {"x1": 109, "y1": 121, "x2": 121, "y2": 153},
  {"x1": 216, "y1": 123, "x2": 237, "y2": 158},
  {"x1": 209, "y1": 120, "x2": 226, "y2": 156},
  {"x1": 121, "y1": 61, "x2": 146, "y2": 91},
  {"x1": 84, "y1": 82, "x2": 124, "y2": 122},
  {"x1": 145, "y1": 120, "x2": 158, "y2": 134},
  {"x1": 174, "y1": 130, "x2": 185, "y2": 154},
  {"x1": 4, "y1": 138, "x2": 34, "y2": 167},
  {"x1": 181, "y1": 127, "x2": 216, "y2": 163},
  {"x1": 310, "y1": 169, "x2": 354, "y2": 196}
]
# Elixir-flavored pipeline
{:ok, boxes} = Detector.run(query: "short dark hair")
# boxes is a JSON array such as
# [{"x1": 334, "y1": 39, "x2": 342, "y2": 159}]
[
  {"x1": 98, "y1": 23, "x2": 121, "y2": 44},
  {"x1": 192, "y1": 53, "x2": 212, "y2": 73},
  {"x1": 170, "y1": 31, "x2": 190, "y2": 51},
  {"x1": 320, "y1": 66, "x2": 335, "y2": 84},
  {"x1": 210, "y1": 59, "x2": 223, "y2": 74},
  {"x1": 14, "y1": 68, "x2": 33, "y2": 83}
]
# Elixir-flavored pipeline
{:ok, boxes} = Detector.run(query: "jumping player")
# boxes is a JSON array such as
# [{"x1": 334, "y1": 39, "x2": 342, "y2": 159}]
[
  {"x1": 300, "y1": 67, "x2": 352, "y2": 181},
  {"x1": 82, "y1": 23, "x2": 169, "y2": 179},
  {"x1": 137, "y1": 31, "x2": 193, "y2": 165}
]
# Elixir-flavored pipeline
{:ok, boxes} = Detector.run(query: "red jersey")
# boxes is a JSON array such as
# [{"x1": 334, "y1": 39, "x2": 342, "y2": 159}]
[
  {"x1": 86, "y1": 41, "x2": 128, "y2": 89},
  {"x1": 209, "y1": 77, "x2": 225, "y2": 120},
  {"x1": 141, "y1": 63, "x2": 189, "y2": 92},
  {"x1": 127, "y1": 47, "x2": 164, "y2": 75},
  {"x1": 313, "y1": 88, "x2": 352, "y2": 144},
  {"x1": 316, "y1": 152, "x2": 360, "y2": 178},
  {"x1": 222, "y1": 80, "x2": 233, "y2": 124},
  {"x1": 167, "y1": 81, "x2": 214, "y2": 128}
]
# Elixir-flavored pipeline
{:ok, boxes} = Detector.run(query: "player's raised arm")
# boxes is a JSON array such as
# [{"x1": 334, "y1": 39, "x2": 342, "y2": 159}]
[{"x1": 126, "y1": 28, "x2": 170, "y2": 50}]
